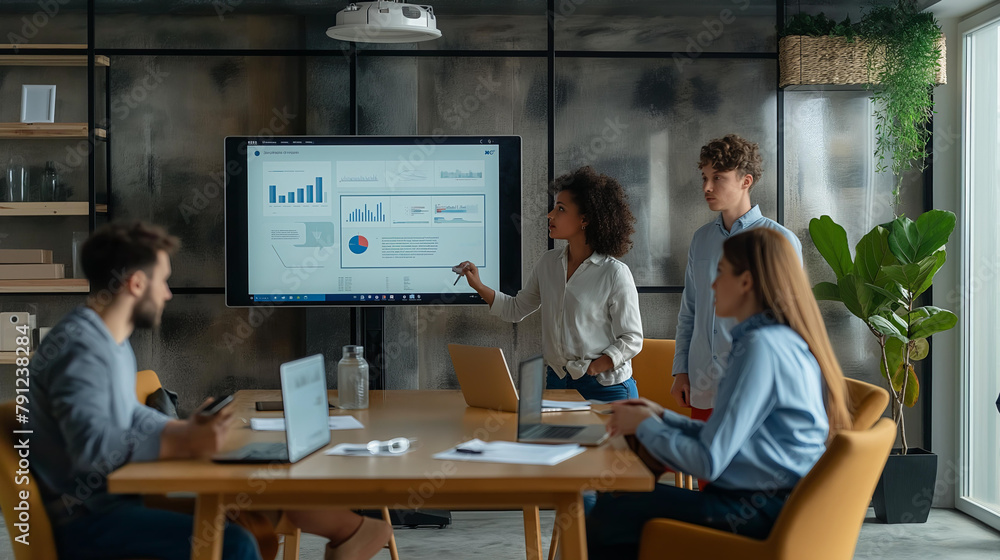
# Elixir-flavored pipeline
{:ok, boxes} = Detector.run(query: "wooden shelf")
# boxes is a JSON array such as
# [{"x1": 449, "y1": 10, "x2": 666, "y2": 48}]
[
  {"x1": 0, "y1": 279, "x2": 88, "y2": 293},
  {"x1": 0, "y1": 44, "x2": 87, "y2": 50},
  {"x1": 0, "y1": 124, "x2": 106, "y2": 139},
  {"x1": 0, "y1": 352, "x2": 32, "y2": 365},
  {"x1": 0, "y1": 54, "x2": 109, "y2": 67},
  {"x1": 0, "y1": 202, "x2": 109, "y2": 216}
]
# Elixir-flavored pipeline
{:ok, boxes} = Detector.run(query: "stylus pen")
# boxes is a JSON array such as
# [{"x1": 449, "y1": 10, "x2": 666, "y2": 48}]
[{"x1": 453, "y1": 274, "x2": 462, "y2": 286}]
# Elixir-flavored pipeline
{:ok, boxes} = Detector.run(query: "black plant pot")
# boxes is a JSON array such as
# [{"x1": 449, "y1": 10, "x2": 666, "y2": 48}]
[{"x1": 872, "y1": 448, "x2": 937, "y2": 524}]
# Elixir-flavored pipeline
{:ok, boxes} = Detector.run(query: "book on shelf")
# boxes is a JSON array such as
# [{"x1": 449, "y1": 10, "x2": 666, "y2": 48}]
[
  {"x1": 0, "y1": 264, "x2": 64, "y2": 280},
  {"x1": 0, "y1": 249, "x2": 53, "y2": 264}
]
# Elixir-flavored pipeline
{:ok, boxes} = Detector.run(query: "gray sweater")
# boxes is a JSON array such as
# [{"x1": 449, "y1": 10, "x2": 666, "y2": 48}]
[{"x1": 28, "y1": 306, "x2": 169, "y2": 523}]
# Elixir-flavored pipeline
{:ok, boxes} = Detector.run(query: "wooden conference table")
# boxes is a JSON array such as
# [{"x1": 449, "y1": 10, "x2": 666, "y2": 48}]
[{"x1": 107, "y1": 390, "x2": 654, "y2": 560}]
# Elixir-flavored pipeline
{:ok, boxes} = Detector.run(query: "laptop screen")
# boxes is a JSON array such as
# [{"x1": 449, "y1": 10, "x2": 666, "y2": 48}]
[
  {"x1": 516, "y1": 356, "x2": 545, "y2": 432},
  {"x1": 279, "y1": 354, "x2": 332, "y2": 463}
]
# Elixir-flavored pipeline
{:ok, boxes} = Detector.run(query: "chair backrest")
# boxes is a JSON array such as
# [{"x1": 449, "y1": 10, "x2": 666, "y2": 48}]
[
  {"x1": 630, "y1": 339, "x2": 690, "y2": 418},
  {"x1": 135, "y1": 369, "x2": 162, "y2": 405},
  {"x1": 845, "y1": 378, "x2": 890, "y2": 430},
  {"x1": 767, "y1": 418, "x2": 895, "y2": 559},
  {"x1": 0, "y1": 401, "x2": 59, "y2": 560}
]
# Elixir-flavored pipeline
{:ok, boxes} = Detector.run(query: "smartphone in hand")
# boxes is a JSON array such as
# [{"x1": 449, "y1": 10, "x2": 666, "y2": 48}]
[{"x1": 199, "y1": 395, "x2": 234, "y2": 417}]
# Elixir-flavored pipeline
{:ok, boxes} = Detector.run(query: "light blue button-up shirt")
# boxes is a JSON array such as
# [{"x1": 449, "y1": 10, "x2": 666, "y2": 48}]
[
  {"x1": 673, "y1": 205, "x2": 802, "y2": 409},
  {"x1": 638, "y1": 311, "x2": 829, "y2": 490}
]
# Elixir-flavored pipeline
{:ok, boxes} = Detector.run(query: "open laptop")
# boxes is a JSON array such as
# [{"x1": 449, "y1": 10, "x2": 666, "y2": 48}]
[
  {"x1": 213, "y1": 354, "x2": 331, "y2": 463},
  {"x1": 516, "y1": 356, "x2": 609, "y2": 446},
  {"x1": 448, "y1": 344, "x2": 590, "y2": 413},
  {"x1": 448, "y1": 344, "x2": 519, "y2": 412}
]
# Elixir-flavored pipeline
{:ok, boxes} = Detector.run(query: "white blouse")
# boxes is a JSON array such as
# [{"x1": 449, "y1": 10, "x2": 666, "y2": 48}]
[{"x1": 490, "y1": 247, "x2": 643, "y2": 387}]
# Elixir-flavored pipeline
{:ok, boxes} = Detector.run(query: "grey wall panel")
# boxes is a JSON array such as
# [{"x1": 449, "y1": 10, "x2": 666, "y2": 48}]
[
  {"x1": 140, "y1": 294, "x2": 306, "y2": 415},
  {"x1": 109, "y1": 56, "x2": 305, "y2": 288},
  {"x1": 554, "y1": 57, "x2": 779, "y2": 287},
  {"x1": 95, "y1": 14, "x2": 302, "y2": 50},
  {"x1": 0, "y1": 8, "x2": 87, "y2": 45},
  {"x1": 637, "y1": 292, "x2": 682, "y2": 341},
  {"x1": 358, "y1": 57, "x2": 419, "y2": 136},
  {"x1": 305, "y1": 58, "x2": 351, "y2": 135},
  {"x1": 304, "y1": 307, "x2": 352, "y2": 388},
  {"x1": 555, "y1": 0, "x2": 776, "y2": 53}
]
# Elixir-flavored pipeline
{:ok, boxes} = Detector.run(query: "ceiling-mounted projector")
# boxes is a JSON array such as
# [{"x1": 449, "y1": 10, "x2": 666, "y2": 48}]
[{"x1": 326, "y1": 1, "x2": 442, "y2": 43}]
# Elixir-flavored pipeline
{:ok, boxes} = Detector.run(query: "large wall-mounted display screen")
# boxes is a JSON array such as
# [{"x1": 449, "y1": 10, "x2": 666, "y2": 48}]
[{"x1": 225, "y1": 136, "x2": 521, "y2": 307}]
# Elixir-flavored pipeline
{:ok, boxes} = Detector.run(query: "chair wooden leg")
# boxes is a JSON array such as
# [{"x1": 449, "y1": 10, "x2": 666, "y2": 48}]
[
  {"x1": 685, "y1": 474, "x2": 695, "y2": 490},
  {"x1": 522, "y1": 506, "x2": 542, "y2": 560},
  {"x1": 674, "y1": 472, "x2": 683, "y2": 488},
  {"x1": 382, "y1": 507, "x2": 400, "y2": 560},
  {"x1": 547, "y1": 524, "x2": 559, "y2": 560},
  {"x1": 281, "y1": 529, "x2": 301, "y2": 560}
]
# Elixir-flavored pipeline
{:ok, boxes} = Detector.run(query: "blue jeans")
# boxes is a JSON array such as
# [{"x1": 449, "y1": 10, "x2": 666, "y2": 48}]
[
  {"x1": 54, "y1": 499, "x2": 262, "y2": 560},
  {"x1": 586, "y1": 484, "x2": 790, "y2": 560},
  {"x1": 545, "y1": 367, "x2": 638, "y2": 402}
]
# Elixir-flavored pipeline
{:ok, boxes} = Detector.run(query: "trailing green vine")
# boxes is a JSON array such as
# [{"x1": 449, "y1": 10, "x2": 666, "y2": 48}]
[{"x1": 859, "y1": 1, "x2": 943, "y2": 205}]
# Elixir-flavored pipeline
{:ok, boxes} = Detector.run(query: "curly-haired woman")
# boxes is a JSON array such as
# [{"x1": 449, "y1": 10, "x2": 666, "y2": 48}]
[{"x1": 456, "y1": 166, "x2": 642, "y2": 402}]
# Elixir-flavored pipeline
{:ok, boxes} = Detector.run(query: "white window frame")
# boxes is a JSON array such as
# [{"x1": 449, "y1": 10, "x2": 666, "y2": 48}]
[{"x1": 958, "y1": 1, "x2": 1000, "y2": 532}]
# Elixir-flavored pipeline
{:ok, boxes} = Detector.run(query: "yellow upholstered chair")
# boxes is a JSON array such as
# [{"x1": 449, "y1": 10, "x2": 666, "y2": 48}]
[
  {"x1": 0, "y1": 401, "x2": 60, "y2": 560},
  {"x1": 135, "y1": 369, "x2": 162, "y2": 405},
  {"x1": 638, "y1": 417, "x2": 896, "y2": 560},
  {"x1": 629, "y1": 338, "x2": 695, "y2": 490},
  {"x1": 845, "y1": 378, "x2": 890, "y2": 431}
]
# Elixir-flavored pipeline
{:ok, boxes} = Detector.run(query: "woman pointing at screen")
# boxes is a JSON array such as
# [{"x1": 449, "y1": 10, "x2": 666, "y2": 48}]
[{"x1": 455, "y1": 166, "x2": 642, "y2": 402}]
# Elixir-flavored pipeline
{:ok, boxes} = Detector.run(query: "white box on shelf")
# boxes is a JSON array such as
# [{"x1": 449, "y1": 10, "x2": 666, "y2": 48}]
[
  {"x1": 0, "y1": 312, "x2": 35, "y2": 351},
  {"x1": 21, "y1": 84, "x2": 56, "y2": 124}
]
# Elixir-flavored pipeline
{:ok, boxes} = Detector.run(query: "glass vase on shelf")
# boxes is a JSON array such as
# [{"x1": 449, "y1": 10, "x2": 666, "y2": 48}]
[
  {"x1": 5, "y1": 156, "x2": 30, "y2": 202},
  {"x1": 41, "y1": 161, "x2": 60, "y2": 202},
  {"x1": 337, "y1": 345, "x2": 369, "y2": 410}
]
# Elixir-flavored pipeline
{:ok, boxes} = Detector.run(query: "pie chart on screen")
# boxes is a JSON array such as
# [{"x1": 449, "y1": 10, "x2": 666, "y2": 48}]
[{"x1": 349, "y1": 235, "x2": 369, "y2": 254}]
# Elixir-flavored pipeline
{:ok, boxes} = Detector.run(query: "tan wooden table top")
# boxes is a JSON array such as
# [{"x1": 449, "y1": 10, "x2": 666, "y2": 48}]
[{"x1": 108, "y1": 390, "x2": 654, "y2": 497}]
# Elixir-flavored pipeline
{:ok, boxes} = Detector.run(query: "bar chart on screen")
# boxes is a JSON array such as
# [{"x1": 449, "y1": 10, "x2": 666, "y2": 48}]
[{"x1": 263, "y1": 162, "x2": 332, "y2": 217}]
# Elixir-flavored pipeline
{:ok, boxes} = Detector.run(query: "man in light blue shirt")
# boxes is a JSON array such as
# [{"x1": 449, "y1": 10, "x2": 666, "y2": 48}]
[{"x1": 671, "y1": 135, "x2": 802, "y2": 419}]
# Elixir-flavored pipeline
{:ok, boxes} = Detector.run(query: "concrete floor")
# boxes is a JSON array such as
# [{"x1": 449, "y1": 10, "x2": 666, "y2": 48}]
[{"x1": 3, "y1": 507, "x2": 995, "y2": 559}]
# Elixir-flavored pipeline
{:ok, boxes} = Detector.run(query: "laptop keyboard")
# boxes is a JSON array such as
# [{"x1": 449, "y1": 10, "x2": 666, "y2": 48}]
[
  {"x1": 242, "y1": 442, "x2": 288, "y2": 460},
  {"x1": 532, "y1": 425, "x2": 585, "y2": 439}
]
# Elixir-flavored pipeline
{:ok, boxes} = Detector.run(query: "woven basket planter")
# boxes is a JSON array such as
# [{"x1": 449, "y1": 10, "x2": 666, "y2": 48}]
[{"x1": 779, "y1": 35, "x2": 947, "y2": 88}]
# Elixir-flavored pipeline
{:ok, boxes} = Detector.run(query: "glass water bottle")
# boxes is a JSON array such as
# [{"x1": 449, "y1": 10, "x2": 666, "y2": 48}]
[{"x1": 337, "y1": 345, "x2": 369, "y2": 409}]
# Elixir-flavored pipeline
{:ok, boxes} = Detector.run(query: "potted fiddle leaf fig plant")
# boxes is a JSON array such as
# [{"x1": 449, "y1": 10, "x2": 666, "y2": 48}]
[{"x1": 809, "y1": 209, "x2": 957, "y2": 523}]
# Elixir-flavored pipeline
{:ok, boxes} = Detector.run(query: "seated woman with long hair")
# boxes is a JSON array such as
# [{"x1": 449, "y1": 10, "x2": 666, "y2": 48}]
[{"x1": 587, "y1": 228, "x2": 853, "y2": 559}]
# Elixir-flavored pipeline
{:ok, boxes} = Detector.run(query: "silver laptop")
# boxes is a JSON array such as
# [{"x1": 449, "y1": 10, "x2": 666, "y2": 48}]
[
  {"x1": 516, "y1": 356, "x2": 609, "y2": 447},
  {"x1": 213, "y1": 354, "x2": 331, "y2": 463}
]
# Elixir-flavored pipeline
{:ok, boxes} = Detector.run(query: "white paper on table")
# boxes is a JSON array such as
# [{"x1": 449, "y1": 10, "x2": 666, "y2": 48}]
[
  {"x1": 541, "y1": 399, "x2": 591, "y2": 412},
  {"x1": 432, "y1": 439, "x2": 585, "y2": 466},
  {"x1": 250, "y1": 416, "x2": 364, "y2": 431}
]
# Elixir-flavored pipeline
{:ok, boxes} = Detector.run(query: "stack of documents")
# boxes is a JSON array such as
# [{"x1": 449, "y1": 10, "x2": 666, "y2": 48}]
[
  {"x1": 541, "y1": 399, "x2": 591, "y2": 412},
  {"x1": 433, "y1": 439, "x2": 585, "y2": 466},
  {"x1": 250, "y1": 416, "x2": 364, "y2": 431}
]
